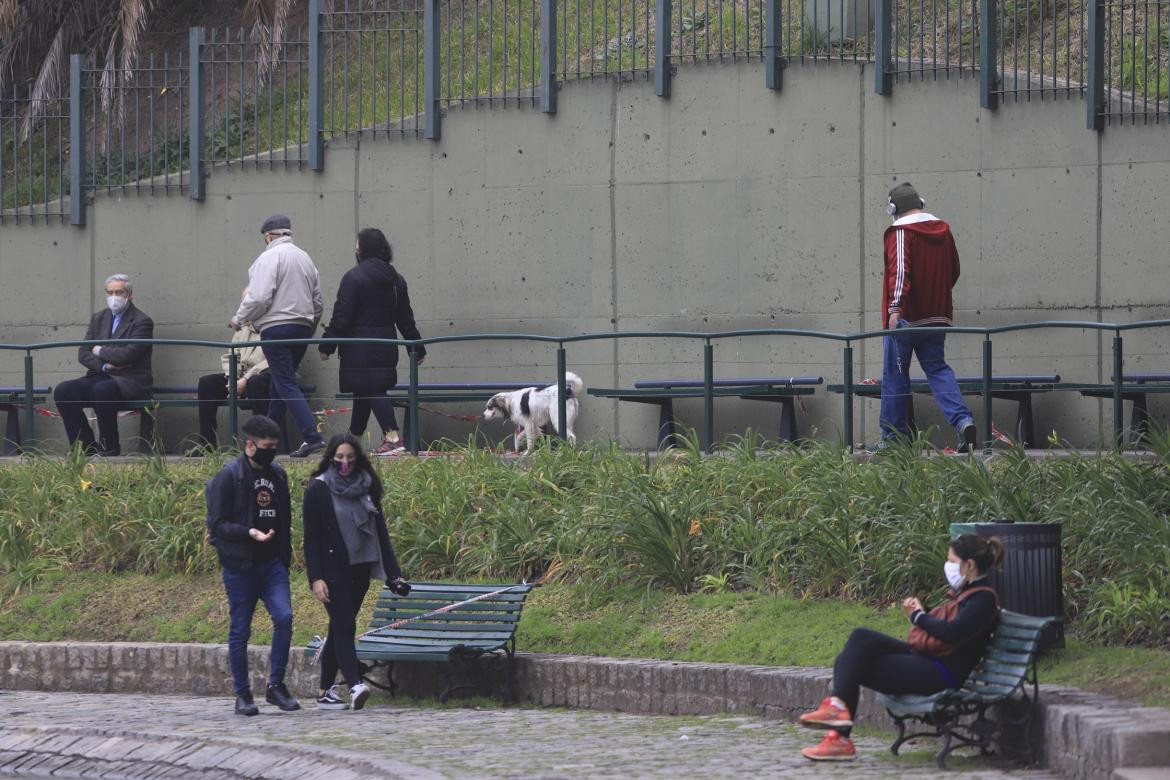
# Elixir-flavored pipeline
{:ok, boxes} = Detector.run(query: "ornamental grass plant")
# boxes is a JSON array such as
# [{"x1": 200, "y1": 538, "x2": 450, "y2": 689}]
[{"x1": 1, "y1": 432, "x2": 1168, "y2": 647}]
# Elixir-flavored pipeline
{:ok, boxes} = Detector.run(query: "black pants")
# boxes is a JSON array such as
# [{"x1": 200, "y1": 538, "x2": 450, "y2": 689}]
[
  {"x1": 349, "y1": 393, "x2": 399, "y2": 439},
  {"x1": 320, "y1": 563, "x2": 373, "y2": 690},
  {"x1": 831, "y1": 627, "x2": 949, "y2": 733},
  {"x1": 196, "y1": 372, "x2": 273, "y2": 446},
  {"x1": 53, "y1": 375, "x2": 128, "y2": 451}
]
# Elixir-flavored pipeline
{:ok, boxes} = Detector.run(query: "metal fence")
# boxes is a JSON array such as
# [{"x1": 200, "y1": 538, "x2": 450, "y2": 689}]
[
  {"x1": 82, "y1": 53, "x2": 188, "y2": 198},
  {"x1": 2, "y1": 0, "x2": 1169, "y2": 224},
  {"x1": 2, "y1": 318, "x2": 1167, "y2": 455},
  {"x1": 0, "y1": 84, "x2": 71, "y2": 224}
]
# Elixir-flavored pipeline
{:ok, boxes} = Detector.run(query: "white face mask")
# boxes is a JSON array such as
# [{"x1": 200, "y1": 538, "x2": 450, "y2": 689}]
[
  {"x1": 107, "y1": 295, "x2": 129, "y2": 315},
  {"x1": 944, "y1": 561, "x2": 965, "y2": 591}
]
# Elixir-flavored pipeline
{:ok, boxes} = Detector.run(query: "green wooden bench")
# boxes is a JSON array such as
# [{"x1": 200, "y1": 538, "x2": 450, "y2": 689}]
[
  {"x1": 1, "y1": 386, "x2": 50, "y2": 455},
  {"x1": 875, "y1": 609, "x2": 1057, "y2": 769},
  {"x1": 1059, "y1": 373, "x2": 1170, "y2": 443},
  {"x1": 304, "y1": 581, "x2": 536, "y2": 702}
]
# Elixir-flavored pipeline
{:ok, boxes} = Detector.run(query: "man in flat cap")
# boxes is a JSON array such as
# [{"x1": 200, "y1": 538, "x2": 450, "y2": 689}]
[
  {"x1": 878, "y1": 183, "x2": 977, "y2": 453},
  {"x1": 231, "y1": 215, "x2": 326, "y2": 458}
]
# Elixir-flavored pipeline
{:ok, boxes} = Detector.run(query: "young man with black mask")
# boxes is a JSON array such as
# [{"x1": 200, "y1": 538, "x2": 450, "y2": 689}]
[{"x1": 205, "y1": 414, "x2": 300, "y2": 715}]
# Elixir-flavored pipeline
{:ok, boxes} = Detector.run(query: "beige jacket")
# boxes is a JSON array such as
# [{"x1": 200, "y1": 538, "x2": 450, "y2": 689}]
[{"x1": 220, "y1": 324, "x2": 269, "y2": 380}]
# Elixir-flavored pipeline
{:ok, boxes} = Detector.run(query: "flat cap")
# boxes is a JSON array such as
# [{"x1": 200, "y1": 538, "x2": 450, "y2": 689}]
[{"x1": 260, "y1": 214, "x2": 292, "y2": 234}]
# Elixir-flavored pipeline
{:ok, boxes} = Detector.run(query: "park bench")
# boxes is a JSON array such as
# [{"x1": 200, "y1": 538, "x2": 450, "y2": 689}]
[
  {"x1": 826, "y1": 375, "x2": 1060, "y2": 448},
  {"x1": 588, "y1": 376, "x2": 823, "y2": 450},
  {"x1": 0, "y1": 386, "x2": 51, "y2": 455},
  {"x1": 337, "y1": 381, "x2": 558, "y2": 446},
  {"x1": 875, "y1": 609, "x2": 1057, "y2": 769},
  {"x1": 304, "y1": 581, "x2": 536, "y2": 702},
  {"x1": 123, "y1": 383, "x2": 316, "y2": 453},
  {"x1": 1059, "y1": 373, "x2": 1170, "y2": 443}
]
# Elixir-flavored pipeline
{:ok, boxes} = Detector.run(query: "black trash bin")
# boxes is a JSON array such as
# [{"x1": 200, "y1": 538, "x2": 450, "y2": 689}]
[{"x1": 949, "y1": 521, "x2": 1064, "y2": 651}]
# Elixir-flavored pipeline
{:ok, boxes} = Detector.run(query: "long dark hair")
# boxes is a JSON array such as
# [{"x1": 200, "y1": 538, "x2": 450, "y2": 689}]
[
  {"x1": 950, "y1": 533, "x2": 1005, "y2": 575},
  {"x1": 310, "y1": 432, "x2": 383, "y2": 503},
  {"x1": 356, "y1": 227, "x2": 393, "y2": 263}
]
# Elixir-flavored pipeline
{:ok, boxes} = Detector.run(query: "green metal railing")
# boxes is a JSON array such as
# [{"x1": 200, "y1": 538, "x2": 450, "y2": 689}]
[{"x1": 3, "y1": 317, "x2": 1168, "y2": 455}]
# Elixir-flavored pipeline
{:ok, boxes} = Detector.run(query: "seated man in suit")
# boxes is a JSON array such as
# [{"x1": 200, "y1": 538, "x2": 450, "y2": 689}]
[{"x1": 53, "y1": 274, "x2": 154, "y2": 456}]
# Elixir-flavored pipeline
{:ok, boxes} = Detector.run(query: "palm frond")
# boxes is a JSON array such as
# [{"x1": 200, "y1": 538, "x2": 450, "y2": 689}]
[{"x1": 19, "y1": 19, "x2": 66, "y2": 140}]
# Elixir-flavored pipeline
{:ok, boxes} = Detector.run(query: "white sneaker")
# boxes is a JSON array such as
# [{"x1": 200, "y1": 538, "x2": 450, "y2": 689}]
[
  {"x1": 350, "y1": 682, "x2": 371, "y2": 711},
  {"x1": 316, "y1": 684, "x2": 348, "y2": 710}
]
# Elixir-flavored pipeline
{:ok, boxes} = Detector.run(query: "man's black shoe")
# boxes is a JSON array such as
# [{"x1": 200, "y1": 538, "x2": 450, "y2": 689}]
[
  {"x1": 959, "y1": 422, "x2": 978, "y2": 454},
  {"x1": 289, "y1": 439, "x2": 325, "y2": 459},
  {"x1": 235, "y1": 693, "x2": 259, "y2": 716},
  {"x1": 266, "y1": 682, "x2": 301, "y2": 711}
]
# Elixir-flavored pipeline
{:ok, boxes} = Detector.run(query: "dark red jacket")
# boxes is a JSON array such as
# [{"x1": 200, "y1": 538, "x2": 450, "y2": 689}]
[{"x1": 882, "y1": 215, "x2": 961, "y2": 329}]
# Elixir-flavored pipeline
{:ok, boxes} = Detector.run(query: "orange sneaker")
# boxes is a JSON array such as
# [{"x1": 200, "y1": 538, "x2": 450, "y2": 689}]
[
  {"x1": 799, "y1": 697, "x2": 853, "y2": 729},
  {"x1": 801, "y1": 730, "x2": 857, "y2": 761}
]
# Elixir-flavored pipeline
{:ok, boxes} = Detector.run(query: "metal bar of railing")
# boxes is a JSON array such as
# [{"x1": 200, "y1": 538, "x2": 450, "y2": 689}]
[
  {"x1": 875, "y1": 0, "x2": 893, "y2": 94},
  {"x1": 542, "y1": 0, "x2": 558, "y2": 111},
  {"x1": 409, "y1": 349, "x2": 421, "y2": 454},
  {"x1": 981, "y1": 0, "x2": 998, "y2": 109},
  {"x1": 1088, "y1": 0, "x2": 1105, "y2": 129},
  {"x1": 765, "y1": 0, "x2": 781, "y2": 89},
  {"x1": 702, "y1": 340, "x2": 714, "y2": 453},
  {"x1": 189, "y1": 28, "x2": 206, "y2": 200},
  {"x1": 981, "y1": 336, "x2": 993, "y2": 450},
  {"x1": 425, "y1": 0, "x2": 441, "y2": 139},
  {"x1": 655, "y1": 0, "x2": 671, "y2": 96},
  {"x1": 70, "y1": 55, "x2": 85, "y2": 226},
  {"x1": 1112, "y1": 333, "x2": 1124, "y2": 446},
  {"x1": 556, "y1": 345, "x2": 568, "y2": 439},
  {"x1": 842, "y1": 343, "x2": 853, "y2": 451},
  {"x1": 310, "y1": 0, "x2": 325, "y2": 170},
  {"x1": 228, "y1": 351, "x2": 240, "y2": 445},
  {"x1": 23, "y1": 353, "x2": 35, "y2": 451}
]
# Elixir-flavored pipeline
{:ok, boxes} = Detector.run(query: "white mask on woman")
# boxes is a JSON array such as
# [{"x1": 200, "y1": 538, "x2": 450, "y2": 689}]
[{"x1": 944, "y1": 561, "x2": 966, "y2": 591}]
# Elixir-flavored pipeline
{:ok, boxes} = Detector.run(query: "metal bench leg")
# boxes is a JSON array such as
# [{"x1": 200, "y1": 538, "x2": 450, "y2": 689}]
[
  {"x1": 778, "y1": 398, "x2": 799, "y2": 442},
  {"x1": 657, "y1": 400, "x2": 677, "y2": 451},
  {"x1": 1132, "y1": 393, "x2": 1150, "y2": 443},
  {"x1": 2, "y1": 406, "x2": 19, "y2": 456},
  {"x1": 1016, "y1": 395, "x2": 1036, "y2": 448}
]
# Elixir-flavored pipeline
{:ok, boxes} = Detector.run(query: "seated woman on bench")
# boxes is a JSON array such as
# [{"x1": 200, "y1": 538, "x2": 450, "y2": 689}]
[{"x1": 798, "y1": 533, "x2": 1003, "y2": 761}]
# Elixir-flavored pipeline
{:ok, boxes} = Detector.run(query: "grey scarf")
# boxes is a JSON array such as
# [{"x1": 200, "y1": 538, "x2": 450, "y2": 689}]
[{"x1": 318, "y1": 467, "x2": 386, "y2": 582}]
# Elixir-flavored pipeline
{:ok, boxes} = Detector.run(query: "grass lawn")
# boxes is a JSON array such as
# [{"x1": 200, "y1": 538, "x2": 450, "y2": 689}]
[{"x1": 3, "y1": 570, "x2": 1168, "y2": 709}]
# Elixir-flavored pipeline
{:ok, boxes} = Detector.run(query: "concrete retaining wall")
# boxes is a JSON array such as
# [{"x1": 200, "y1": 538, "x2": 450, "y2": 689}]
[
  {"x1": 2, "y1": 641, "x2": 1169, "y2": 779},
  {"x1": 2, "y1": 61, "x2": 1169, "y2": 450}
]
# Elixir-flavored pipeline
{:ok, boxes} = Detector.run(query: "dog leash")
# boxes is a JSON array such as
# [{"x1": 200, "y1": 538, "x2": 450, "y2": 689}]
[{"x1": 310, "y1": 582, "x2": 531, "y2": 665}]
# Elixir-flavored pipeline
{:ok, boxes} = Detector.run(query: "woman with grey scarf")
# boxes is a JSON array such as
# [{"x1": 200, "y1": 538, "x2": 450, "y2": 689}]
[{"x1": 303, "y1": 432, "x2": 411, "y2": 711}]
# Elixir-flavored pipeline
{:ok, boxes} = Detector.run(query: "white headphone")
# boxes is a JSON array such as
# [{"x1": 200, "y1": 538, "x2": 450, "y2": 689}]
[{"x1": 887, "y1": 195, "x2": 926, "y2": 216}]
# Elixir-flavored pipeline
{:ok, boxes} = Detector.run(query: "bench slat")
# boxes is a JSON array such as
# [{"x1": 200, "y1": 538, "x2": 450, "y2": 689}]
[
  {"x1": 633, "y1": 376, "x2": 823, "y2": 389},
  {"x1": 359, "y1": 634, "x2": 509, "y2": 649},
  {"x1": 372, "y1": 610, "x2": 520, "y2": 624},
  {"x1": 393, "y1": 583, "x2": 533, "y2": 594},
  {"x1": 368, "y1": 620, "x2": 521, "y2": 633},
  {"x1": 967, "y1": 669, "x2": 1028, "y2": 688},
  {"x1": 373, "y1": 600, "x2": 524, "y2": 613},
  {"x1": 364, "y1": 629, "x2": 515, "y2": 642}
]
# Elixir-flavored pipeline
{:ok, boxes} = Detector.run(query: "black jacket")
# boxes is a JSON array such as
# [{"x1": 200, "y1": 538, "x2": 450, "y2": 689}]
[
  {"x1": 205, "y1": 454, "x2": 293, "y2": 570},
  {"x1": 913, "y1": 576, "x2": 999, "y2": 680},
  {"x1": 79, "y1": 303, "x2": 154, "y2": 399},
  {"x1": 319, "y1": 258, "x2": 426, "y2": 394},
  {"x1": 302, "y1": 477, "x2": 401, "y2": 585}
]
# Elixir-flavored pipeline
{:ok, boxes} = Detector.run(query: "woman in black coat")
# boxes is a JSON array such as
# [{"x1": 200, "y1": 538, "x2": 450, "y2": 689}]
[
  {"x1": 303, "y1": 432, "x2": 411, "y2": 710},
  {"x1": 319, "y1": 228, "x2": 426, "y2": 455}
]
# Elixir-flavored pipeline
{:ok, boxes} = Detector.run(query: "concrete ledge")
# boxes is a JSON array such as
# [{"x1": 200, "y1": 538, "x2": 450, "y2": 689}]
[{"x1": 2, "y1": 641, "x2": 1168, "y2": 779}]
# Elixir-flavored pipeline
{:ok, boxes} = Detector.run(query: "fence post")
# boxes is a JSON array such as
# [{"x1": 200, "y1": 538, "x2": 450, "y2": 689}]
[
  {"x1": 702, "y1": 341, "x2": 714, "y2": 454},
  {"x1": 874, "y1": 0, "x2": 892, "y2": 94},
  {"x1": 979, "y1": 0, "x2": 998, "y2": 109},
  {"x1": 654, "y1": 0, "x2": 672, "y2": 97},
  {"x1": 981, "y1": 337, "x2": 993, "y2": 450},
  {"x1": 424, "y1": 0, "x2": 442, "y2": 139},
  {"x1": 23, "y1": 353, "x2": 35, "y2": 451},
  {"x1": 408, "y1": 350, "x2": 420, "y2": 454},
  {"x1": 842, "y1": 343, "x2": 853, "y2": 451},
  {"x1": 309, "y1": 0, "x2": 325, "y2": 169},
  {"x1": 1112, "y1": 334, "x2": 1124, "y2": 447},
  {"x1": 69, "y1": 55, "x2": 86, "y2": 226},
  {"x1": 765, "y1": 0, "x2": 783, "y2": 90},
  {"x1": 541, "y1": 0, "x2": 558, "y2": 112},
  {"x1": 1086, "y1": 0, "x2": 1105, "y2": 130},
  {"x1": 556, "y1": 345, "x2": 568, "y2": 439},
  {"x1": 227, "y1": 351, "x2": 239, "y2": 446},
  {"x1": 188, "y1": 27, "x2": 206, "y2": 201}
]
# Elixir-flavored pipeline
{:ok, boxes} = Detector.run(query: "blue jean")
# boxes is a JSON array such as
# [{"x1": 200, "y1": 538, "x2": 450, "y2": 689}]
[
  {"x1": 259, "y1": 324, "x2": 319, "y2": 443},
  {"x1": 221, "y1": 558, "x2": 293, "y2": 696},
  {"x1": 879, "y1": 325, "x2": 973, "y2": 440}
]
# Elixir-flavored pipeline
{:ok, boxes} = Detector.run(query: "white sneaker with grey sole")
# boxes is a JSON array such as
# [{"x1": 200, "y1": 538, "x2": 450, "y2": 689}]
[{"x1": 350, "y1": 682, "x2": 371, "y2": 711}]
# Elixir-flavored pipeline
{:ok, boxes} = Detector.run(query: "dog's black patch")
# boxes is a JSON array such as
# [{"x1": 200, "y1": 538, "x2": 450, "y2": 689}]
[{"x1": 520, "y1": 390, "x2": 531, "y2": 417}]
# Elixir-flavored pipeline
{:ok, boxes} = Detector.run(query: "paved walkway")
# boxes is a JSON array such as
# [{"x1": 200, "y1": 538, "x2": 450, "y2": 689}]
[{"x1": 0, "y1": 691, "x2": 1063, "y2": 779}]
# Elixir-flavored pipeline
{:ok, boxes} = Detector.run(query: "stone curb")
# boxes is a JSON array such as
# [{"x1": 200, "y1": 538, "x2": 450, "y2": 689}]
[{"x1": 1, "y1": 641, "x2": 1168, "y2": 779}]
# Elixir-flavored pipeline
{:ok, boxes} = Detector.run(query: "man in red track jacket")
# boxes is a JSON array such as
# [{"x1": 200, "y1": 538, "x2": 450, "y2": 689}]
[{"x1": 878, "y1": 183, "x2": 977, "y2": 453}]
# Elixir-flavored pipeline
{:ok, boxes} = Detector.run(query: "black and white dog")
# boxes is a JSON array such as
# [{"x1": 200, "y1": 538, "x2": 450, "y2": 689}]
[{"x1": 482, "y1": 373, "x2": 585, "y2": 453}]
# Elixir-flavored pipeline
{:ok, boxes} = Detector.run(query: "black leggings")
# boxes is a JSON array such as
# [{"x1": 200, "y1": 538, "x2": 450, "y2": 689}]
[
  {"x1": 320, "y1": 564, "x2": 373, "y2": 690},
  {"x1": 349, "y1": 394, "x2": 399, "y2": 438},
  {"x1": 831, "y1": 627, "x2": 950, "y2": 735}
]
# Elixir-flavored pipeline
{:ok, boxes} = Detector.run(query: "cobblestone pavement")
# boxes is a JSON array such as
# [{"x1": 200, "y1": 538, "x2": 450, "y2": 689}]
[{"x1": 0, "y1": 691, "x2": 1064, "y2": 779}]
